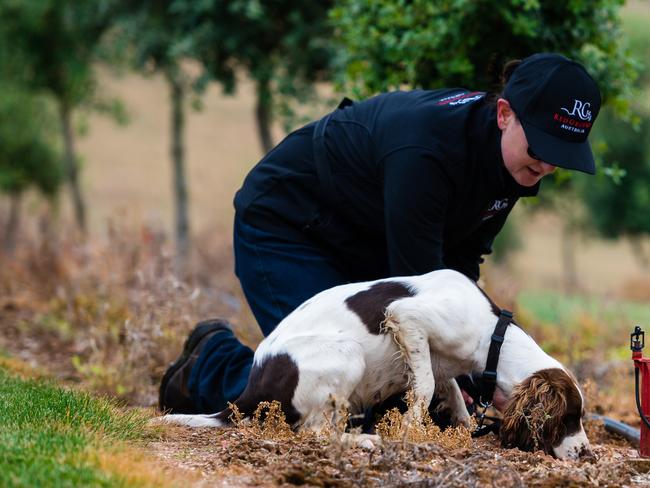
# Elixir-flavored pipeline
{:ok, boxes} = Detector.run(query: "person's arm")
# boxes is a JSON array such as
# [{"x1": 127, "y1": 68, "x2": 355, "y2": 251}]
[
  {"x1": 444, "y1": 204, "x2": 515, "y2": 281},
  {"x1": 382, "y1": 147, "x2": 455, "y2": 276}
]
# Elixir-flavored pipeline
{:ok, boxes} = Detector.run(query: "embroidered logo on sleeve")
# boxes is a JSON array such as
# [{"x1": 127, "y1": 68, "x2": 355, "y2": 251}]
[
  {"x1": 436, "y1": 92, "x2": 485, "y2": 106},
  {"x1": 481, "y1": 198, "x2": 509, "y2": 221}
]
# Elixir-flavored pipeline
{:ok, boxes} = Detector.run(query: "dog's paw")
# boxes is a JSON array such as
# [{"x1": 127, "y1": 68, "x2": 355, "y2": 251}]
[
  {"x1": 453, "y1": 412, "x2": 472, "y2": 429},
  {"x1": 340, "y1": 433, "x2": 382, "y2": 450},
  {"x1": 437, "y1": 398, "x2": 471, "y2": 428},
  {"x1": 358, "y1": 438, "x2": 379, "y2": 450}
]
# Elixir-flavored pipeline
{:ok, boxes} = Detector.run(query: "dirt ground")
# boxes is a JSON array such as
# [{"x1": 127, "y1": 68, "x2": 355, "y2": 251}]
[
  {"x1": 146, "y1": 419, "x2": 646, "y2": 487},
  {"x1": 1, "y1": 310, "x2": 644, "y2": 487}
]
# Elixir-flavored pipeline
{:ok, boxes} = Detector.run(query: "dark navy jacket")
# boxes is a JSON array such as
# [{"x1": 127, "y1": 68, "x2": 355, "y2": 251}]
[{"x1": 234, "y1": 89, "x2": 539, "y2": 282}]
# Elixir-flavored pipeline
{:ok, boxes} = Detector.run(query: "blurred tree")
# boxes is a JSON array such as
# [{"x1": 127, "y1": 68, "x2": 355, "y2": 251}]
[
  {"x1": 117, "y1": 1, "x2": 211, "y2": 271},
  {"x1": 491, "y1": 215, "x2": 522, "y2": 265},
  {"x1": 579, "y1": 112, "x2": 650, "y2": 268},
  {"x1": 331, "y1": 0, "x2": 637, "y2": 121},
  {"x1": 0, "y1": 85, "x2": 63, "y2": 252},
  {"x1": 116, "y1": 0, "x2": 335, "y2": 269},
  {"x1": 174, "y1": 0, "x2": 334, "y2": 152},
  {"x1": 0, "y1": 0, "x2": 121, "y2": 234}
]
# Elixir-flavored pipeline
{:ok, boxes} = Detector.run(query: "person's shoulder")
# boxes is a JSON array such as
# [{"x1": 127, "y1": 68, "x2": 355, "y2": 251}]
[{"x1": 349, "y1": 88, "x2": 483, "y2": 115}]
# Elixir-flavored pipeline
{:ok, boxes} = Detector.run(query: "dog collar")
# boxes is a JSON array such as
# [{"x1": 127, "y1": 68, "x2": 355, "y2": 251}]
[{"x1": 478, "y1": 309, "x2": 513, "y2": 407}]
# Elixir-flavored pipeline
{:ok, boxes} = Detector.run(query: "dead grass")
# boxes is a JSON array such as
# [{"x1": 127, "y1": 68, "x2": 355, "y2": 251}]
[
  {"x1": 0, "y1": 219, "x2": 256, "y2": 406},
  {"x1": 92, "y1": 444, "x2": 202, "y2": 488},
  {"x1": 375, "y1": 391, "x2": 474, "y2": 449}
]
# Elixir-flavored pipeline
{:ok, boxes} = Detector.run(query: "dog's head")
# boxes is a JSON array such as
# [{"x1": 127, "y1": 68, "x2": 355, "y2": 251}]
[{"x1": 499, "y1": 368, "x2": 592, "y2": 459}]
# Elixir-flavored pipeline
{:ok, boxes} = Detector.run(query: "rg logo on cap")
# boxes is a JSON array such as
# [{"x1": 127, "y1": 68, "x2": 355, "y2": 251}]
[{"x1": 560, "y1": 99, "x2": 592, "y2": 121}]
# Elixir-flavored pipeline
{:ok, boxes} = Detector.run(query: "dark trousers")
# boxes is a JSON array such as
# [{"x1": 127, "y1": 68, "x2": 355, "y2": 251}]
[{"x1": 188, "y1": 215, "x2": 350, "y2": 412}]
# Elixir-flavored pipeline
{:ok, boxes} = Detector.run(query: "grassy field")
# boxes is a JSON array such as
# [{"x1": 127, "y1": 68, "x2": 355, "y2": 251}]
[
  {"x1": 519, "y1": 290, "x2": 650, "y2": 329},
  {"x1": 0, "y1": 359, "x2": 176, "y2": 488}
]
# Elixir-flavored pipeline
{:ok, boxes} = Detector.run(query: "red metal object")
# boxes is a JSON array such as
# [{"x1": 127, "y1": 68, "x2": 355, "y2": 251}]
[{"x1": 631, "y1": 326, "x2": 650, "y2": 457}]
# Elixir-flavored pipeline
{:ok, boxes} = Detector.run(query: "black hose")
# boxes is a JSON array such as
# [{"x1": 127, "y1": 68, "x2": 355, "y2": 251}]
[
  {"x1": 589, "y1": 414, "x2": 640, "y2": 447},
  {"x1": 635, "y1": 367, "x2": 650, "y2": 431}
]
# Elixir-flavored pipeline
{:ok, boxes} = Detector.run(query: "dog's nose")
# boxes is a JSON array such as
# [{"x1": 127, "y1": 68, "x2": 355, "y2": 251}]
[{"x1": 579, "y1": 446, "x2": 596, "y2": 462}]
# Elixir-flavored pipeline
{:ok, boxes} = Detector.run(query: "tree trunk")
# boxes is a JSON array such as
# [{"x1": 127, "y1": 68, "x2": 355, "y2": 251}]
[
  {"x1": 561, "y1": 222, "x2": 579, "y2": 293},
  {"x1": 2, "y1": 192, "x2": 21, "y2": 254},
  {"x1": 60, "y1": 100, "x2": 87, "y2": 234},
  {"x1": 255, "y1": 77, "x2": 274, "y2": 154},
  {"x1": 167, "y1": 71, "x2": 190, "y2": 272},
  {"x1": 629, "y1": 237, "x2": 650, "y2": 270}
]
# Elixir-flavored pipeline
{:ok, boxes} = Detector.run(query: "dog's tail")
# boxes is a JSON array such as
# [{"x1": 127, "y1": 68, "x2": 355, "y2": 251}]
[{"x1": 153, "y1": 408, "x2": 232, "y2": 428}]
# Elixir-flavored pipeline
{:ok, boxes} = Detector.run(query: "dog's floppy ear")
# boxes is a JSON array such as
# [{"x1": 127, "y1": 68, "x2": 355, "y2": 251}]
[{"x1": 500, "y1": 369, "x2": 572, "y2": 455}]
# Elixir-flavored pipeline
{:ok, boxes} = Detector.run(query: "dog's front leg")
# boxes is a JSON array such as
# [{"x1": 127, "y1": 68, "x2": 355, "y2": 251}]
[{"x1": 436, "y1": 379, "x2": 471, "y2": 428}]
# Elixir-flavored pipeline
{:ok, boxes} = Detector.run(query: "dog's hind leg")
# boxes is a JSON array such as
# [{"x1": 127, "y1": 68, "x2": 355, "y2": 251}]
[
  {"x1": 383, "y1": 314, "x2": 435, "y2": 422},
  {"x1": 384, "y1": 314, "x2": 436, "y2": 417}
]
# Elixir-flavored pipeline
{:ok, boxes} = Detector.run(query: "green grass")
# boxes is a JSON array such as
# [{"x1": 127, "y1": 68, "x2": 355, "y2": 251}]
[
  {"x1": 0, "y1": 366, "x2": 153, "y2": 487},
  {"x1": 517, "y1": 290, "x2": 650, "y2": 327},
  {"x1": 516, "y1": 290, "x2": 650, "y2": 363}
]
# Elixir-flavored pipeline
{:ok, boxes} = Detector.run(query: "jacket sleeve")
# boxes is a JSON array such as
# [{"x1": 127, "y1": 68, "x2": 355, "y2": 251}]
[
  {"x1": 444, "y1": 203, "x2": 515, "y2": 281},
  {"x1": 382, "y1": 147, "x2": 454, "y2": 276}
]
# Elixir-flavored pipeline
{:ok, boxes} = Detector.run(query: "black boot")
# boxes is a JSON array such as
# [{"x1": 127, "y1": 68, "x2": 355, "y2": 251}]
[{"x1": 158, "y1": 318, "x2": 232, "y2": 413}]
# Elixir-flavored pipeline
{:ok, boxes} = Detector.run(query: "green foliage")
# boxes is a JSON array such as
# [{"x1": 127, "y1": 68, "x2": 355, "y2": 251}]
[
  {"x1": 117, "y1": 1, "x2": 203, "y2": 82},
  {"x1": 578, "y1": 111, "x2": 650, "y2": 239},
  {"x1": 569, "y1": 9, "x2": 650, "y2": 242},
  {"x1": 0, "y1": 0, "x2": 125, "y2": 231},
  {"x1": 621, "y1": 8, "x2": 650, "y2": 89},
  {"x1": 184, "y1": 1, "x2": 333, "y2": 87},
  {"x1": 331, "y1": 0, "x2": 638, "y2": 121},
  {"x1": 0, "y1": 366, "x2": 151, "y2": 487},
  {"x1": 168, "y1": 0, "x2": 335, "y2": 129},
  {"x1": 0, "y1": 0, "x2": 119, "y2": 110},
  {"x1": 0, "y1": 85, "x2": 62, "y2": 196}
]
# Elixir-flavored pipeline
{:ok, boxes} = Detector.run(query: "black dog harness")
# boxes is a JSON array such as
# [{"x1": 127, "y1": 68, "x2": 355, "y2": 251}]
[{"x1": 471, "y1": 309, "x2": 513, "y2": 438}]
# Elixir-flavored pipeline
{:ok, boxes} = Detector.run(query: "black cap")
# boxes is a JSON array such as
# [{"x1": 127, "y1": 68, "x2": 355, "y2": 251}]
[{"x1": 503, "y1": 53, "x2": 601, "y2": 175}]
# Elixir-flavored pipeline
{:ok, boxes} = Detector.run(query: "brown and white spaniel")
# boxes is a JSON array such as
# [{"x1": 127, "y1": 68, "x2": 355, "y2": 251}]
[{"x1": 160, "y1": 269, "x2": 592, "y2": 459}]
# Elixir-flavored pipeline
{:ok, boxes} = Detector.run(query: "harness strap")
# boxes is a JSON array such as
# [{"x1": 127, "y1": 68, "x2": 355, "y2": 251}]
[
  {"x1": 478, "y1": 309, "x2": 513, "y2": 406},
  {"x1": 312, "y1": 97, "x2": 354, "y2": 207}
]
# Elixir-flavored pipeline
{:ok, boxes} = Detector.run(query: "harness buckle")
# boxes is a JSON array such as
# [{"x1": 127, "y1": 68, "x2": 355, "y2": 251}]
[
  {"x1": 490, "y1": 333, "x2": 505, "y2": 344},
  {"x1": 478, "y1": 398, "x2": 493, "y2": 409},
  {"x1": 472, "y1": 402, "x2": 501, "y2": 438}
]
